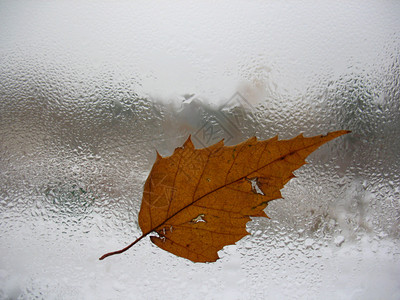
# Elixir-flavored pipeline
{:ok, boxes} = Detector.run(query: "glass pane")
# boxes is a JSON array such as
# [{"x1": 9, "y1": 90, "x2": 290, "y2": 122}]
[{"x1": 1, "y1": 1, "x2": 399, "y2": 299}]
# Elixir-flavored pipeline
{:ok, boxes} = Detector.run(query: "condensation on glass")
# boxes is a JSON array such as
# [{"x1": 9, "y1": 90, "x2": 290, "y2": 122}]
[{"x1": 0, "y1": 1, "x2": 399, "y2": 299}]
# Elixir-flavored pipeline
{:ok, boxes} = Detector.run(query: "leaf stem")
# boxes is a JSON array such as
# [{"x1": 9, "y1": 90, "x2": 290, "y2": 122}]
[{"x1": 99, "y1": 233, "x2": 147, "y2": 260}]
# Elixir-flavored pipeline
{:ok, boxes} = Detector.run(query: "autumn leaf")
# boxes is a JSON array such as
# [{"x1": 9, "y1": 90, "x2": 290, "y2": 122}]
[{"x1": 100, "y1": 130, "x2": 350, "y2": 262}]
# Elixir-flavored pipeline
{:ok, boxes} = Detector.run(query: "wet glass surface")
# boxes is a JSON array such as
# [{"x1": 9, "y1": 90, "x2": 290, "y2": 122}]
[{"x1": 1, "y1": 1, "x2": 399, "y2": 299}]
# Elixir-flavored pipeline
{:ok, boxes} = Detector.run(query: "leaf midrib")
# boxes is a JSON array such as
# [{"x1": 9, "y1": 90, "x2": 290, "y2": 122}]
[{"x1": 148, "y1": 141, "x2": 311, "y2": 235}]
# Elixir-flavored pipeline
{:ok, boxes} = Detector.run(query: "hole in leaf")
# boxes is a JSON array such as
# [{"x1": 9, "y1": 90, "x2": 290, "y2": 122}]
[
  {"x1": 190, "y1": 214, "x2": 206, "y2": 224},
  {"x1": 247, "y1": 177, "x2": 265, "y2": 195}
]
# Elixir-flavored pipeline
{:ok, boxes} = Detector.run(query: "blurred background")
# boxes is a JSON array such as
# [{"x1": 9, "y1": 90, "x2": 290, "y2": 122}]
[{"x1": 1, "y1": 1, "x2": 399, "y2": 299}]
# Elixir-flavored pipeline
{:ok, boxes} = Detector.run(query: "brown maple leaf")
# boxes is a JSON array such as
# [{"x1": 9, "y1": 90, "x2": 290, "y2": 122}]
[{"x1": 100, "y1": 130, "x2": 350, "y2": 262}]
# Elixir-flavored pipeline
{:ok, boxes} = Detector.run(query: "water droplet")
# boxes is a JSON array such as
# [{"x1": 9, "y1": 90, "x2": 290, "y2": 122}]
[
  {"x1": 304, "y1": 238, "x2": 314, "y2": 248},
  {"x1": 334, "y1": 235, "x2": 345, "y2": 247}
]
